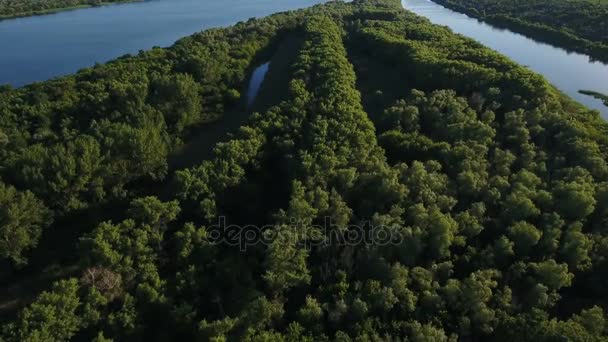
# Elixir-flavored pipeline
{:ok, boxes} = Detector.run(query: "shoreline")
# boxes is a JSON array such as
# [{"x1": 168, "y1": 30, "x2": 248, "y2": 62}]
[
  {"x1": 431, "y1": 0, "x2": 608, "y2": 64},
  {"x1": 0, "y1": 0, "x2": 143, "y2": 21}
]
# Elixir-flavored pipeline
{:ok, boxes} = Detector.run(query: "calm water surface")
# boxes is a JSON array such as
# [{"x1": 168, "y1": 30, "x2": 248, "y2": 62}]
[
  {"x1": 0, "y1": 0, "x2": 321, "y2": 87},
  {"x1": 246, "y1": 62, "x2": 270, "y2": 106},
  {"x1": 402, "y1": 0, "x2": 608, "y2": 118}
]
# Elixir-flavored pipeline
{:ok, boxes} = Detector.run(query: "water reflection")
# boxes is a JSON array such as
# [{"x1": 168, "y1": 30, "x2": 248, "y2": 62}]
[
  {"x1": 402, "y1": 0, "x2": 608, "y2": 118},
  {"x1": 246, "y1": 62, "x2": 270, "y2": 106}
]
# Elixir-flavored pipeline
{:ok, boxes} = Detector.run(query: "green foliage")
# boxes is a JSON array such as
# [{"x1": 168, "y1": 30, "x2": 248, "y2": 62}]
[
  {"x1": 84, "y1": 197, "x2": 179, "y2": 303},
  {"x1": 508, "y1": 221, "x2": 541, "y2": 255},
  {"x1": 0, "y1": 181, "x2": 52, "y2": 265},
  {"x1": 3, "y1": 279, "x2": 83, "y2": 342},
  {"x1": 149, "y1": 73, "x2": 203, "y2": 134},
  {"x1": 8, "y1": 135, "x2": 104, "y2": 211}
]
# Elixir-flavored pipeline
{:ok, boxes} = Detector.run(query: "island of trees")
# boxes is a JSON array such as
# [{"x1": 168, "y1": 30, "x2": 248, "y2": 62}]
[
  {"x1": 1, "y1": 0, "x2": 608, "y2": 340},
  {"x1": 432, "y1": 0, "x2": 608, "y2": 63},
  {"x1": 580, "y1": 90, "x2": 608, "y2": 108},
  {"x1": 0, "y1": 0, "x2": 139, "y2": 19}
]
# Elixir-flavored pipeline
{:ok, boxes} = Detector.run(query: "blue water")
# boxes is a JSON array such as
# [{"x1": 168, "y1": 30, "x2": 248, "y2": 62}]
[
  {"x1": 402, "y1": 0, "x2": 608, "y2": 118},
  {"x1": 0, "y1": 0, "x2": 322, "y2": 87},
  {"x1": 246, "y1": 62, "x2": 270, "y2": 106}
]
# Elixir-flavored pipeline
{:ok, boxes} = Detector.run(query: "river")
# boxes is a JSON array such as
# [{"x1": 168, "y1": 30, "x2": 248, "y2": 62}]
[
  {"x1": 0, "y1": 0, "x2": 321, "y2": 87},
  {"x1": 0, "y1": 0, "x2": 607, "y2": 117},
  {"x1": 401, "y1": 0, "x2": 608, "y2": 118}
]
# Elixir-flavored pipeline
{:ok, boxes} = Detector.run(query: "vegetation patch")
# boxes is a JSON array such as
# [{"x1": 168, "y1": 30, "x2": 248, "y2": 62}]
[{"x1": 580, "y1": 89, "x2": 608, "y2": 107}]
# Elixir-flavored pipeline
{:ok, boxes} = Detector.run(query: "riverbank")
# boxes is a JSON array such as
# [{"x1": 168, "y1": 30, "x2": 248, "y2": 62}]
[
  {"x1": 0, "y1": 0, "x2": 326, "y2": 87},
  {"x1": 401, "y1": 0, "x2": 608, "y2": 117},
  {"x1": 432, "y1": 0, "x2": 608, "y2": 64},
  {"x1": 0, "y1": 0, "x2": 142, "y2": 21}
]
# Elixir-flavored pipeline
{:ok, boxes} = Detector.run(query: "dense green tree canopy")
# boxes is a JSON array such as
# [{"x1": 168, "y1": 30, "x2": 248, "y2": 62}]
[{"x1": 0, "y1": 182, "x2": 51, "y2": 265}]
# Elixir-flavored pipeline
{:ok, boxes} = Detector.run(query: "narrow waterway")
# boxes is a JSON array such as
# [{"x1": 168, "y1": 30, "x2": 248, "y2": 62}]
[
  {"x1": 246, "y1": 62, "x2": 271, "y2": 106},
  {"x1": 401, "y1": 0, "x2": 608, "y2": 118}
]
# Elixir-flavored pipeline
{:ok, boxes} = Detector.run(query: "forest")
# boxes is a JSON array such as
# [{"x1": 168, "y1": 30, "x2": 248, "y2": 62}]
[
  {"x1": 2, "y1": 0, "x2": 608, "y2": 340},
  {"x1": 0, "y1": 0, "x2": 137, "y2": 18},
  {"x1": 432, "y1": 0, "x2": 608, "y2": 63}
]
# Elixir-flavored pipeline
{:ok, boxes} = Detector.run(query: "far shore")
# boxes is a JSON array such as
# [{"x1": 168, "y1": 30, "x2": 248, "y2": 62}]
[{"x1": 0, "y1": 0, "x2": 143, "y2": 21}]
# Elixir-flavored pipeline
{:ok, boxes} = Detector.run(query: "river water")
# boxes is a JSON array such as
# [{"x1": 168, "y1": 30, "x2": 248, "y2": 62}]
[
  {"x1": 246, "y1": 62, "x2": 270, "y2": 106},
  {"x1": 401, "y1": 0, "x2": 608, "y2": 118},
  {"x1": 0, "y1": 0, "x2": 321, "y2": 87},
  {"x1": 0, "y1": 0, "x2": 606, "y2": 117}
]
